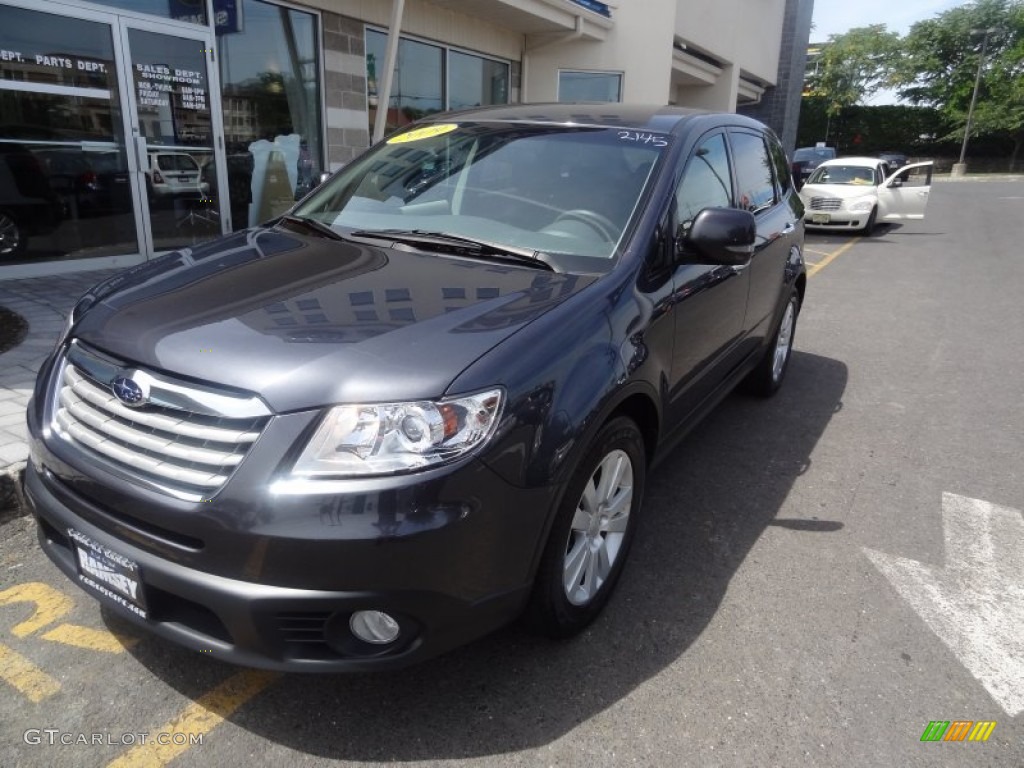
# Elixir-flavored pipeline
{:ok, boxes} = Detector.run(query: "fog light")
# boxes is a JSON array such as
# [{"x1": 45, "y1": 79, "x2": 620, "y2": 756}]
[{"x1": 350, "y1": 610, "x2": 400, "y2": 644}]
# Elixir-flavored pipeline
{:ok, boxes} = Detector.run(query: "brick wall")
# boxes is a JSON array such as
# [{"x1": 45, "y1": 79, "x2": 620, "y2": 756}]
[
  {"x1": 739, "y1": 0, "x2": 814, "y2": 154},
  {"x1": 322, "y1": 11, "x2": 370, "y2": 170}
]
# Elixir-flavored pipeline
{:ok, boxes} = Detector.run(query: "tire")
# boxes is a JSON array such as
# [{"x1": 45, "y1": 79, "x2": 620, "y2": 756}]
[
  {"x1": 527, "y1": 416, "x2": 646, "y2": 638},
  {"x1": 0, "y1": 210, "x2": 26, "y2": 258},
  {"x1": 743, "y1": 288, "x2": 799, "y2": 397},
  {"x1": 859, "y1": 206, "x2": 877, "y2": 235}
]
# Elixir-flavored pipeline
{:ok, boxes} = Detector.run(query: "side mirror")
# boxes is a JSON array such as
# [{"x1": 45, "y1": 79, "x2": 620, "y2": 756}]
[
  {"x1": 677, "y1": 207, "x2": 756, "y2": 266},
  {"x1": 888, "y1": 177, "x2": 903, "y2": 188}
]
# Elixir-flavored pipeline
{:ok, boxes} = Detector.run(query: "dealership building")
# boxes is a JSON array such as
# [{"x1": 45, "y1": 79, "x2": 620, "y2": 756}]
[{"x1": 0, "y1": 0, "x2": 812, "y2": 278}]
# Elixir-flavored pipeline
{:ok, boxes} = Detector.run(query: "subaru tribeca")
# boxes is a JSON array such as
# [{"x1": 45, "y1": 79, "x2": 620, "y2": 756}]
[{"x1": 24, "y1": 105, "x2": 806, "y2": 671}]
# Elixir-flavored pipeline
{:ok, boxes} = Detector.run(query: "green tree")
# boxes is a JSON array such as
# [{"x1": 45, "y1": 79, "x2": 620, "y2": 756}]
[
  {"x1": 808, "y1": 25, "x2": 902, "y2": 118},
  {"x1": 896, "y1": 0, "x2": 1024, "y2": 169}
]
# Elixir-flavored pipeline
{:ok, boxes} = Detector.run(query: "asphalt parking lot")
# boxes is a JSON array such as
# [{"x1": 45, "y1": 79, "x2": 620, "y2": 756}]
[{"x1": 2, "y1": 179, "x2": 1022, "y2": 767}]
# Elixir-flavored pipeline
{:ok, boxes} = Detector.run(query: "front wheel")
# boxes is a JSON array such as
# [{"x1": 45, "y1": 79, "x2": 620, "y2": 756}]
[
  {"x1": 859, "y1": 206, "x2": 877, "y2": 235},
  {"x1": 527, "y1": 416, "x2": 646, "y2": 638},
  {"x1": 743, "y1": 288, "x2": 799, "y2": 397},
  {"x1": 0, "y1": 211, "x2": 26, "y2": 259}
]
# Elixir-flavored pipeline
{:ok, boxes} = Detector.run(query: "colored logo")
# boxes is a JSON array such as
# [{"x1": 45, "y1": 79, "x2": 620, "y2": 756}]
[
  {"x1": 920, "y1": 721, "x2": 996, "y2": 742},
  {"x1": 111, "y1": 376, "x2": 147, "y2": 407}
]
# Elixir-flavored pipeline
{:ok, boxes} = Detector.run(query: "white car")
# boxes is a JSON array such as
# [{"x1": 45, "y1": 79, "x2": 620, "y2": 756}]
[
  {"x1": 144, "y1": 151, "x2": 209, "y2": 203},
  {"x1": 799, "y1": 156, "x2": 933, "y2": 234}
]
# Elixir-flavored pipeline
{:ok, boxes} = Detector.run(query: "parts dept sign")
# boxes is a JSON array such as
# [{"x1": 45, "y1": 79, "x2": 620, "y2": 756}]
[{"x1": 0, "y1": 48, "x2": 111, "y2": 89}]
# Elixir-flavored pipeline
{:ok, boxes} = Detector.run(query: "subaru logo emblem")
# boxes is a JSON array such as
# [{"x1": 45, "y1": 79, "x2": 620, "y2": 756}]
[{"x1": 111, "y1": 375, "x2": 147, "y2": 407}]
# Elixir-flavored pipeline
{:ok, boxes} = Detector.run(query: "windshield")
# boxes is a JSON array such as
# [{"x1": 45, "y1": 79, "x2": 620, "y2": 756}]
[
  {"x1": 794, "y1": 147, "x2": 835, "y2": 162},
  {"x1": 293, "y1": 121, "x2": 668, "y2": 269},
  {"x1": 806, "y1": 164, "x2": 878, "y2": 186}
]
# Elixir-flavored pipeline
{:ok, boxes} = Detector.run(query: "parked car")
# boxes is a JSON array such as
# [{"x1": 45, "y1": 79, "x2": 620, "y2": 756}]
[
  {"x1": 791, "y1": 146, "x2": 836, "y2": 189},
  {"x1": 0, "y1": 142, "x2": 63, "y2": 258},
  {"x1": 34, "y1": 149, "x2": 102, "y2": 217},
  {"x1": 24, "y1": 105, "x2": 807, "y2": 671},
  {"x1": 144, "y1": 150, "x2": 209, "y2": 204},
  {"x1": 87, "y1": 151, "x2": 133, "y2": 215},
  {"x1": 878, "y1": 151, "x2": 908, "y2": 171},
  {"x1": 34, "y1": 148, "x2": 133, "y2": 218},
  {"x1": 799, "y1": 156, "x2": 934, "y2": 234}
]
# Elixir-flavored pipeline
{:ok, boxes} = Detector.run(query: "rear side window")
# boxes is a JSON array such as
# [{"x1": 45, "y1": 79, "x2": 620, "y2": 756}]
[
  {"x1": 730, "y1": 131, "x2": 776, "y2": 214},
  {"x1": 675, "y1": 132, "x2": 732, "y2": 229},
  {"x1": 157, "y1": 154, "x2": 198, "y2": 171},
  {"x1": 766, "y1": 136, "x2": 792, "y2": 196}
]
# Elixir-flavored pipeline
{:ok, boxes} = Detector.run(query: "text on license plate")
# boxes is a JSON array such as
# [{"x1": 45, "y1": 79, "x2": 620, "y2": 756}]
[{"x1": 68, "y1": 528, "x2": 147, "y2": 618}]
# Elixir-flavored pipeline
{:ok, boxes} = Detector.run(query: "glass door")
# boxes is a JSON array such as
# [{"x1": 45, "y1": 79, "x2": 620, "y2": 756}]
[
  {"x1": 0, "y1": 2, "x2": 140, "y2": 265},
  {"x1": 118, "y1": 18, "x2": 227, "y2": 253}
]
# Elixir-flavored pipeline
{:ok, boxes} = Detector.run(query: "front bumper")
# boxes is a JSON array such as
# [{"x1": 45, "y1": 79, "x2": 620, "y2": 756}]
[
  {"x1": 802, "y1": 211, "x2": 871, "y2": 230},
  {"x1": 25, "y1": 403, "x2": 556, "y2": 671}
]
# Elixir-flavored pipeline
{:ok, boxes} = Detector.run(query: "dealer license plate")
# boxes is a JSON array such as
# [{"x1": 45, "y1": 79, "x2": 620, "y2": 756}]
[
  {"x1": 69, "y1": 528, "x2": 147, "y2": 618},
  {"x1": 811, "y1": 213, "x2": 831, "y2": 224}
]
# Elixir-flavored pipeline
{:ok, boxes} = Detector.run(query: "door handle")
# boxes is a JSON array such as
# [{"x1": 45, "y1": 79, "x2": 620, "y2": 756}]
[
  {"x1": 133, "y1": 136, "x2": 148, "y2": 171},
  {"x1": 781, "y1": 221, "x2": 796, "y2": 234}
]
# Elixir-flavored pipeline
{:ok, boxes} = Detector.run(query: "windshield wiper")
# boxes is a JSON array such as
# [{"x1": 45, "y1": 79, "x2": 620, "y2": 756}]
[
  {"x1": 277, "y1": 213, "x2": 345, "y2": 241},
  {"x1": 350, "y1": 229, "x2": 554, "y2": 271}
]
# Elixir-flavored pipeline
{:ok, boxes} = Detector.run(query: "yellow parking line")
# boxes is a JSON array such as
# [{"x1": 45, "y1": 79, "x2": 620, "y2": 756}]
[
  {"x1": 41, "y1": 623, "x2": 140, "y2": 654},
  {"x1": 804, "y1": 248, "x2": 834, "y2": 257},
  {"x1": 0, "y1": 582, "x2": 74, "y2": 638},
  {"x1": 0, "y1": 642, "x2": 62, "y2": 703},
  {"x1": 107, "y1": 669, "x2": 279, "y2": 768},
  {"x1": 808, "y1": 237, "x2": 861, "y2": 277}
]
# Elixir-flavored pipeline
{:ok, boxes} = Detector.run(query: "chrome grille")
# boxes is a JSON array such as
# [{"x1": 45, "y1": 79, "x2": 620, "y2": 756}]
[
  {"x1": 809, "y1": 197, "x2": 842, "y2": 211},
  {"x1": 51, "y1": 342, "x2": 271, "y2": 500}
]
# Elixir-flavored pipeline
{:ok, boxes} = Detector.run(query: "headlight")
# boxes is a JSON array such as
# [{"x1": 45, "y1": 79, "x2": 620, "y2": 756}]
[
  {"x1": 290, "y1": 389, "x2": 503, "y2": 478},
  {"x1": 849, "y1": 198, "x2": 875, "y2": 213}
]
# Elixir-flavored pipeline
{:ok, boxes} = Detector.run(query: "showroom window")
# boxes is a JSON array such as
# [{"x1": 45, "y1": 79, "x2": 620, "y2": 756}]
[
  {"x1": 365, "y1": 30, "x2": 509, "y2": 135},
  {"x1": 558, "y1": 71, "x2": 622, "y2": 103},
  {"x1": 217, "y1": 0, "x2": 323, "y2": 230},
  {"x1": 449, "y1": 50, "x2": 509, "y2": 110},
  {"x1": 0, "y1": 5, "x2": 138, "y2": 263}
]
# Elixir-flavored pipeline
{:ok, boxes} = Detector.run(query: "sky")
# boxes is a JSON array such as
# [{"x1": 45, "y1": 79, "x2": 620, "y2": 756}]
[
  {"x1": 811, "y1": 0, "x2": 966, "y2": 41},
  {"x1": 810, "y1": 0, "x2": 967, "y2": 104}
]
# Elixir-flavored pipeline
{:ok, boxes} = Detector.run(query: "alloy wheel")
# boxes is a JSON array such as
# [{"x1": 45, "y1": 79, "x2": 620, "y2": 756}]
[
  {"x1": 563, "y1": 448, "x2": 634, "y2": 606},
  {"x1": 772, "y1": 299, "x2": 795, "y2": 383}
]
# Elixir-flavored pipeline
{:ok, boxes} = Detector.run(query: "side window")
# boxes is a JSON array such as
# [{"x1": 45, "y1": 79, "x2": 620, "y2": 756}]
[
  {"x1": 893, "y1": 163, "x2": 932, "y2": 188},
  {"x1": 675, "y1": 133, "x2": 732, "y2": 233},
  {"x1": 767, "y1": 136, "x2": 792, "y2": 197},
  {"x1": 730, "y1": 131, "x2": 776, "y2": 214}
]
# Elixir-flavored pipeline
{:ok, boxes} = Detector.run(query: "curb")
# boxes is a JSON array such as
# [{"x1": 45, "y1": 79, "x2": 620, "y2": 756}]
[
  {"x1": 934, "y1": 174, "x2": 1024, "y2": 183},
  {"x1": 0, "y1": 467, "x2": 27, "y2": 526}
]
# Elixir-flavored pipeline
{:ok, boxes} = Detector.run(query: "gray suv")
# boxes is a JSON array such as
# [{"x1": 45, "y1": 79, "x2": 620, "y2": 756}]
[{"x1": 25, "y1": 105, "x2": 806, "y2": 671}]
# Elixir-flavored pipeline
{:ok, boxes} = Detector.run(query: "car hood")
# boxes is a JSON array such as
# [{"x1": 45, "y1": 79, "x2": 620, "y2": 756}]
[
  {"x1": 72, "y1": 226, "x2": 596, "y2": 412},
  {"x1": 799, "y1": 183, "x2": 879, "y2": 202}
]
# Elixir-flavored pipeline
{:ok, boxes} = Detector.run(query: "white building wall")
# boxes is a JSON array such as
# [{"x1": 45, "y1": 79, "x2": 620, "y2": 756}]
[
  {"x1": 523, "y1": 0, "x2": 677, "y2": 103},
  {"x1": 523, "y1": 0, "x2": 786, "y2": 110},
  {"x1": 675, "y1": 0, "x2": 785, "y2": 82}
]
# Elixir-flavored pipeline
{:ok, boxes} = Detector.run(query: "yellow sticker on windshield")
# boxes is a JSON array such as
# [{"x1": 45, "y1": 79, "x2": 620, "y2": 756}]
[{"x1": 387, "y1": 123, "x2": 458, "y2": 144}]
